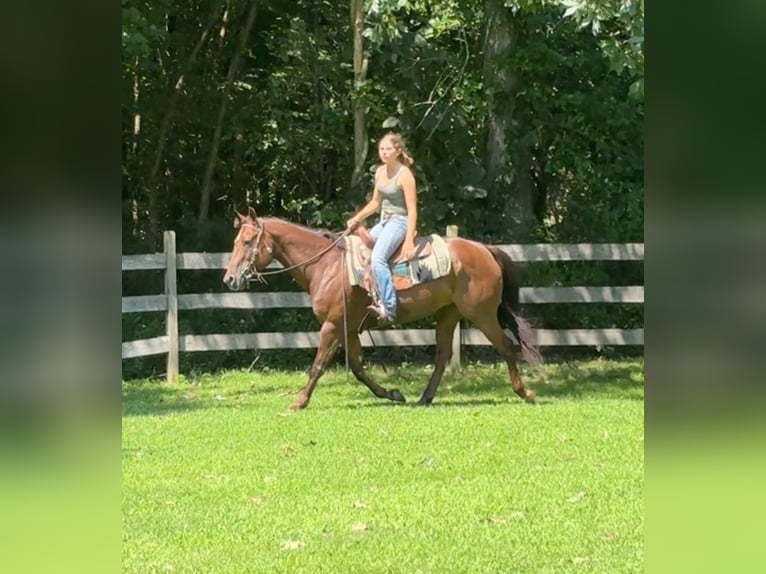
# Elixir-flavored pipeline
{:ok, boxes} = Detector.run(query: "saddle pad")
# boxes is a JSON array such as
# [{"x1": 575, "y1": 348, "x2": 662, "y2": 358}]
[{"x1": 344, "y1": 233, "x2": 451, "y2": 289}]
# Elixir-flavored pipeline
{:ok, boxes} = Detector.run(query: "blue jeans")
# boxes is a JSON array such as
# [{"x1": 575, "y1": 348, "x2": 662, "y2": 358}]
[{"x1": 368, "y1": 214, "x2": 408, "y2": 317}]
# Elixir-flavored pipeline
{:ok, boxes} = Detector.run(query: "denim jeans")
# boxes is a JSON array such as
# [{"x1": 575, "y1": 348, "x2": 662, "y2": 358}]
[{"x1": 368, "y1": 214, "x2": 408, "y2": 317}]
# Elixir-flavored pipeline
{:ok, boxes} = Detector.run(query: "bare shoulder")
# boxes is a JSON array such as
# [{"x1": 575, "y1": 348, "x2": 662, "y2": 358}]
[
  {"x1": 372, "y1": 164, "x2": 385, "y2": 185},
  {"x1": 398, "y1": 165, "x2": 416, "y2": 185}
]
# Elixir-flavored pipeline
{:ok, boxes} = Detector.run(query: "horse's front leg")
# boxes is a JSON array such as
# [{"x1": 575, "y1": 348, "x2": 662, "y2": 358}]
[
  {"x1": 289, "y1": 321, "x2": 339, "y2": 411},
  {"x1": 346, "y1": 333, "x2": 406, "y2": 404}
]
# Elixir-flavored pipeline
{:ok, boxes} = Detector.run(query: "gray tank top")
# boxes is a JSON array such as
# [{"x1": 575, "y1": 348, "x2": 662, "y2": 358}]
[{"x1": 377, "y1": 165, "x2": 408, "y2": 217}]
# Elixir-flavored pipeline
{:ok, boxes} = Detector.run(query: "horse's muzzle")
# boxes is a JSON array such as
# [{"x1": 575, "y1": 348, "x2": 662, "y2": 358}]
[{"x1": 223, "y1": 273, "x2": 243, "y2": 291}]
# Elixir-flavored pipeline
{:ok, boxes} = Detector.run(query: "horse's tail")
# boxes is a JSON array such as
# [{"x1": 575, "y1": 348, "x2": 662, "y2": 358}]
[{"x1": 486, "y1": 246, "x2": 543, "y2": 366}]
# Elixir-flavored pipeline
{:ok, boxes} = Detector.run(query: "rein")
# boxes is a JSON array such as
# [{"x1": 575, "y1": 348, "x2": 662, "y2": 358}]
[{"x1": 242, "y1": 222, "x2": 351, "y2": 283}]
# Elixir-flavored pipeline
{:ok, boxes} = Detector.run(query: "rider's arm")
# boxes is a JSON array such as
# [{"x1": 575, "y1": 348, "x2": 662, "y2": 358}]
[{"x1": 400, "y1": 167, "x2": 417, "y2": 244}]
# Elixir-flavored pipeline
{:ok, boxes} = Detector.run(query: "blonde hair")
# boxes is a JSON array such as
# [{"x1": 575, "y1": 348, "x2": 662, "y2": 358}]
[{"x1": 380, "y1": 132, "x2": 414, "y2": 168}]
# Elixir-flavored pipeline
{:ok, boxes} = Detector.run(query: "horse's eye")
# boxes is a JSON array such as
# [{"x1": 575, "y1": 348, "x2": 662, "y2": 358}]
[{"x1": 243, "y1": 240, "x2": 253, "y2": 248}]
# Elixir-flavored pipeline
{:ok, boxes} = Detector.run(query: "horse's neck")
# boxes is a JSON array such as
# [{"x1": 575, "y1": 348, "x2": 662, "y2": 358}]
[{"x1": 266, "y1": 219, "x2": 335, "y2": 288}]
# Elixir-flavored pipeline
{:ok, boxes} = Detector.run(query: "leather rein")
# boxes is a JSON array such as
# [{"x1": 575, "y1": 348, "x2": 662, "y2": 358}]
[{"x1": 240, "y1": 221, "x2": 351, "y2": 284}]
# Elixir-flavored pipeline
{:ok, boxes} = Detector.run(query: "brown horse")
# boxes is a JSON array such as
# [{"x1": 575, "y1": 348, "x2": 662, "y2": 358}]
[{"x1": 223, "y1": 207, "x2": 541, "y2": 410}]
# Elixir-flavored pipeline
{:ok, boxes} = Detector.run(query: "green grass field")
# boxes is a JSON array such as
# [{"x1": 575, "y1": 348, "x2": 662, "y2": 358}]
[{"x1": 123, "y1": 358, "x2": 643, "y2": 573}]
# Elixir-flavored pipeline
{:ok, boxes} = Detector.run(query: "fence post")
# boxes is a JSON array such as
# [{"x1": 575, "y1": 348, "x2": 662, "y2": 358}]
[
  {"x1": 164, "y1": 231, "x2": 179, "y2": 383},
  {"x1": 446, "y1": 225, "x2": 460, "y2": 370}
]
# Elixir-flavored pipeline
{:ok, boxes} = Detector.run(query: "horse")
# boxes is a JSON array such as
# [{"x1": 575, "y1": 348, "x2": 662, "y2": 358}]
[{"x1": 223, "y1": 207, "x2": 541, "y2": 411}]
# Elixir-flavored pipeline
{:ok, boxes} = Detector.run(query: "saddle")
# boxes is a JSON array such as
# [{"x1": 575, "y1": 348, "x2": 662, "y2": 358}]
[
  {"x1": 344, "y1": 225, "x2": 451, "y2": 293},
  {"x1": 355, "y1": 226, "x2": 436, "y2": 262}
]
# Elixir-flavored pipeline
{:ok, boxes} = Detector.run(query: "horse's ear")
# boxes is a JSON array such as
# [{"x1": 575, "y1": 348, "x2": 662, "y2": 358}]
[
  {"x1": 248, "y1": 206, "x2": 257, "y2": 220},
  {"x1": 232, "y1": 208, "x2": 246, "y2": 228}
]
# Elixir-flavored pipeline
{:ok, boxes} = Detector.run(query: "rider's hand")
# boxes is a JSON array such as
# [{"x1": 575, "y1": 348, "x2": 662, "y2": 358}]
[
  {"x1": 346, "y1": 217, "x2": 360, "y2": 230},
  {"x1": 400, "y1": 239, "x2": 416, "y2": 260}
]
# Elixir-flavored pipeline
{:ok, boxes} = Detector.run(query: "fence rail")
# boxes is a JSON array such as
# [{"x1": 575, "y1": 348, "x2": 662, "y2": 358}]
[{"x1": 122, "y1": 231, "x2": 644, "y2": 382}]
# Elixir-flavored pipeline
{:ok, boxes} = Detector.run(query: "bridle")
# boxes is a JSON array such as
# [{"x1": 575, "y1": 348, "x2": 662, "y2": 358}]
[
  {"x1": 239, "y1": 220, "x2": 351, "y2": 284},
  {"x1": 238, "y1": 222, "x2": 269, "y2": 283}
]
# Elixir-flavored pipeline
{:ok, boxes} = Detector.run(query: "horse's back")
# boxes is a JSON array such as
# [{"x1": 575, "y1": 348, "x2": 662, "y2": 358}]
[{"x1": 445, "y1": 236, "x2": 502, "y2": 279}]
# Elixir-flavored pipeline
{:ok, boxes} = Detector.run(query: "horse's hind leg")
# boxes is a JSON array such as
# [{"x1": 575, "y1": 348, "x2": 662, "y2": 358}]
[
  {"x1": 290, "y1": 321, "x2": 339, "y2": 411},
  {"x1": 475, "y1": 318, "x2": 536, "y2": 403},
  {"x1": 416, "y1": 305, "x2": 462, "y2": 406},
  {"x1": 346, "y1": 333, "x2": 406, "y2": 404}
]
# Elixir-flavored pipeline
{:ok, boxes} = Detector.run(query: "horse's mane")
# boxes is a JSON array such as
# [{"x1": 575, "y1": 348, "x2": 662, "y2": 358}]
[
  {"x1": 318, "y1": 229, "x2": 347, "y2": 244},
  {"x1": 264, "y1": 217, "x2": 346, "y2": 249}
]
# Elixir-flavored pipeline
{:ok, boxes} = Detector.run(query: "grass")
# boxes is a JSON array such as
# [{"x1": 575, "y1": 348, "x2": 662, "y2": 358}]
[{"x1": 123, "y1": 358, "x2": 644, "y2": 573}]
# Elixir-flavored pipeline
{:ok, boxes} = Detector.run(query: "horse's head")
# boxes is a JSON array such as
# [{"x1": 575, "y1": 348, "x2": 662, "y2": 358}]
[{"x1": 223, "y1": 207, "x2": 275, "y2": 290}]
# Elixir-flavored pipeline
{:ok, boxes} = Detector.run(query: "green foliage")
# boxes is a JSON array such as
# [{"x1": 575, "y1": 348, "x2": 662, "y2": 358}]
[
  {"x1": 507, "y1": 4, "x2": 643, "y2": 243},
  {"x1": 123, "y1": 359, "x2": 644, "y2": 572},
  {"x1": 121, "y1": 1, "x2": 169, "y2": 60},
  {"x1": 121, "y1": 0, "x2": 643, "y2": 242},
  {"x1": 557, "y1": 0, "x2": 644, "y2": 98},
  {"x1": 504, "y1": 0, "x2": 644, "y2": 98}
]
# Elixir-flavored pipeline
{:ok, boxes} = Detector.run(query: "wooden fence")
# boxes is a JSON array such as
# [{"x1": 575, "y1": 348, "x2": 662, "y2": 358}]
[{"x1": 123, "y1": 230, "x2": 644, "y2": 382}]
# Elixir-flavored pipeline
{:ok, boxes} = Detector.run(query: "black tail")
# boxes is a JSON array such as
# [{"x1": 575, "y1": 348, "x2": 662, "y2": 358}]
[{"x1": 487, "y1": 246, "x2": 543, "y2": 366}]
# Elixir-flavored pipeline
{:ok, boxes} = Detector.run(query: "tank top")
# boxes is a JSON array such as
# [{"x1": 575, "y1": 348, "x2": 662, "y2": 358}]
[{"x1": 376, "y1": 164, "x2": 408, "y2": 217}]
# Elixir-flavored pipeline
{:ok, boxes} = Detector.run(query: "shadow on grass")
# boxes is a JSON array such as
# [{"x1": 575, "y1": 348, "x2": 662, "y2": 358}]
[
  {"x1": 336, "y1": 396, "x2": 514, "y2": 410},
  {"x1": 122, "y1": 382, "x2": 208, "y2": 417},
  {"x1": 121, "y1": 379, "x2": 284, "y2": 417},
  {"x1": 346, "y1": 360, "x2": 644, "y2": 407},
  {"x1": 122, "y1": 359, "x2": 643, "y2": 417},
  {"x1": 532, "y1": 367, "x2": 644, "y2": 401},
  {"x1": 445, "y1": 362, "x2": 644, "y2": 402}
]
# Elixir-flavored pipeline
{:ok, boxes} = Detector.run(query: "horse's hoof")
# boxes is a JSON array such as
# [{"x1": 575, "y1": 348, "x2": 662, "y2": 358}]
[
  {"x1": 524, "y1": 391, "x2": 536, "y2": 404},
  {"x1": 390, "y1": 389, "x2": 406, "y2": 403},
  {"x1": 288, "y1": 401, "x2": 306, "y2": 412},
  {"x1": 414, "y1": 399, "x2": 433, "y2": 407}
]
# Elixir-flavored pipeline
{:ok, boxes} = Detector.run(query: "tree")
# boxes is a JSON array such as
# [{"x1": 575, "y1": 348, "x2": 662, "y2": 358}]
[
  {"x1": 349, "y1": 0, "x2": 369, "y2": 197},
  {"x1": 198, "y1": 2, "x2": 258, "y2": 226}
]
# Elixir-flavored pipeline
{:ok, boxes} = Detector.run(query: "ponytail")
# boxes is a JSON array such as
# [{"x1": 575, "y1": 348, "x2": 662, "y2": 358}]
[{"x1": 399, "y1": 149, "x2": 414, "y2": 168}]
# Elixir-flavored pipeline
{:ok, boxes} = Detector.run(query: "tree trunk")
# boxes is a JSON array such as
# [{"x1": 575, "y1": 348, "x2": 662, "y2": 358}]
[
  {"x1": 349, "y1": 0, "x2": 369, "y2": 199},
  {"x1": 131, "y1": 57, "x2": 142, "y2": 237},
  {"x1": 312, "y1": 11, "x2": 329, "y2": 202},
  {"x1": 199, "y1": 2, "x2": 258, "y2": 224},
  {"x1": 482, "y1": 0, "x2": 517, "y2": 186},
  {"x1": 143, "y1": 3, "x2": 223, "y2": 245},
  {"x1": 482, "y1": 0, "x2": 534, "y2": 237},
  {"x1": 513, "y1": 129, "x2": 539, "y2": 235}
]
